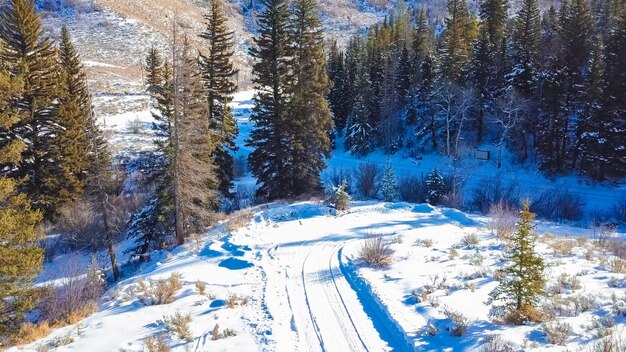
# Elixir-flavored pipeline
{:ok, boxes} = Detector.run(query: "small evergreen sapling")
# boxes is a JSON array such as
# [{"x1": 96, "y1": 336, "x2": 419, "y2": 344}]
[
  {"x1": 333, "y1": 180, "x2": 351, "y2": 211},
  {"x1": 489, "y1": 201, "x2": 545, "y2": 324},
  {"x1": 380, "y1": 159, "x2": 399, "y2": 202},
  {"x1": 426, "y1": 168, "x2": 445, "y2": 205}
]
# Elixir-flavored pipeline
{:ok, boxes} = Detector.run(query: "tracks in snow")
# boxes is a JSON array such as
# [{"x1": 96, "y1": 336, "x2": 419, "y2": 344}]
[{"x1": 277, "y1": 239, "x2": 395, "y2": 352}]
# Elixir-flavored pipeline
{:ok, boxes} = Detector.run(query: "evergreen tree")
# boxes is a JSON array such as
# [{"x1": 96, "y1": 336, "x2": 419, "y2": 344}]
[
  {"x1": 412, "y1": 7, "x2": 432, "y2": 71},
  {"x1": 327, "y1": 40, "x2": 348, "y2": 134},
  {"x1": 345, "y1": 39, "x2": 373, "y2": 156},
  {"x1": 600, "y1": 1, "x2": 626, "y2": 179},
  {"x1": 415, "y1": 55, "x2": 437, "y2": 150},
  {"x1": 490, "y1": 201, "x2": 545, "y2": 324},
  {"x1": 426, "y1": 168, "x2": 445, "y2": 205},
  {"x1": 511, "y1": 0, "x2": 541, "y2": 97},
  {"x1": 380, "y1": 159, "x2": 399, "y2": 202},
  {"x1": 145, "y1": 46, "x2": 163, "y2": 95},
  {"x1": 174, "y1": 38, "x2": 219, "y2": 242},
  {"x1": 332, "y1": 180, "x2": 351, "y2": 211},
  {"x1": 247, "y1": 0, "x2": 292, "y2": 199},
  {"x1": 0, "y1": 0, "x2": 70, "y2": 218},
  {"x1": 286, "y1": 0, "x2": 334, "y2": 196},
  {"x1": 199, "y1": 0, "x2": 239, "y2": 196},
  {"x1": 440, "y1": 0, "x2": 472, "y2": 83},
  {"x1": 396, "y1": 44, "x2": 411, "y2": 108},
  {"x1": 0, "y1": 54, "x2": 44, "y2": 336},
  {"x1": 57, "y1": 26, "x2": 93, "y2": 201},
  {"x1": 576, "y1": 39, "x2": 606, "y2": 179}
]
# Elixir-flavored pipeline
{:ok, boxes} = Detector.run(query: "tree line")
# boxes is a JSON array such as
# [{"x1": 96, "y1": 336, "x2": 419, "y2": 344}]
[
  {"x1": 0, "y1": 0, "x2": 116, "y2": 337},
  {"x1": 327, "y1": 0, "x2": 625, "y2": 180}
]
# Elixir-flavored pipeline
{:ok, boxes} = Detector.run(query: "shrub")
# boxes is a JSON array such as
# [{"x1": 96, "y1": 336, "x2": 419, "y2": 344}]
[
  {"x1": 55, "y1": 200, "x2": 102, "y2": 250},
  {"x1": 398, "y1": 175, "x2": 427, "y2": 203},
  {"x1": 227, "y1": 294, "x2": 249, "y2": 308},
  {"x1": 613, "y1": 197, "x2": 626, "y2": 224},
  {"x1": 532, "y1": 188, "x2": 585, "y2": 222},
  {"x1": 144, "y1": 334, "x2": 170, "y2": 352},
  {"x1": 487, "y1": 201, "x2": 518, "y2": 240},
  {"x1": 195, "y1": 280, "x2": 206, "y2": 296},
  {"x1": 550, "y1": 240, "x2": 576, "y2": 256},
  {"x1": 543, "y1": 321, "x2": 572, "y2": 345},
  {"x1": 163, "y1": 312, "x2": 193, "y2": 342},
  {"x1": 135, "y1": 273, "x2": 183, "y2": 305},
  {"x1": 127, "y1": 117, "x2": 144, "y2": 134},
  {"x1": 442, "y1": 190, "x2": 464, "y2": 209},
  {"x1": 461, "y1": 233, "x2": 479, "y2": 248},
  {"x1": 226, "y1": 208, "x2": 254, "y2": 232},
  {"x1": 325, "y1": 167, "x2": 353, "y2": 194},
  {"x1": 10, "y1": 322, "x2": 51, "y2": 346},
  {"x1": 442, "y1": 306, "x2": 469, "y2": 337},
  {"x1": 38, "y1": 256, "x2": 104, "y2": 324},
  {"x1": 212, "y1": 324, "x2": 220, "y2": 341},
  {"x1": 590, "y1": 331, "x2": 626, "y2": 352},
  {"x1": 355, "y1": 162, "x2": 380, "y2": 199},
  {"x1": 449, "y1": 247, "x2": 459, "y2": 260},
  {"x1": 415, "y1": 238, "x2": 434, "y2": 247},
  {"x1": 359, "y1": 234, "x2": 394, "y2": 268},
  {"x1": 612, "y1": 258, "x2": 626, "y2": 274},
  {"x1": 481, "y1": 334, "x2": 515, "y2": 352},
  {"x1": 470, "y1": 176, "x2": 519, "y2": 213}
]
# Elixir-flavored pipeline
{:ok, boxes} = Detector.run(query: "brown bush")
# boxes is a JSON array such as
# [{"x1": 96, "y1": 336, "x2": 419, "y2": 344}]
[
  {"x1": 144, "y1": 334, "x2": 170, "y2": 352},
  {"x1": 135, "y1": 273, "x2": 183, "y2": 305},
  {"x1": 612, "y1": 258, "x2": 626, "y2": 274},
  {"x1": 10, "y1": 322, "x2": 51, "y2": 346},
  {"x1": 226, "y1": 208, "x2": 254, "y2": 232},
  {"x1": 195, "y1": 280, "x2": 206, "y2": 295},
  {"x1": 550, "y1": 240, "x2": 576, "y2": 256},
  {"x1": 398, "y1": 175, "x2": 428, "y2": 203},
  {"x1": 359, "y1": 235, "x2": 394, "y2": 268},
  {"x1": 227, "y1": 294, "x2": 249, "y2": 309},
  {"x1": 163, "y1": 312, "x2": 192, "y2": 342}
]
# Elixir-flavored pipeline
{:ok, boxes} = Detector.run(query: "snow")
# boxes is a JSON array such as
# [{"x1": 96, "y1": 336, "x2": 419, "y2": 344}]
[{"x1": 10, "y1": 90, "x2": 625, "y2": 351}]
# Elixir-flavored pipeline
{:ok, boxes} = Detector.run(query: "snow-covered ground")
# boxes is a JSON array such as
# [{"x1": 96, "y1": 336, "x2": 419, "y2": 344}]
[
  {"x1": 14, "y1": 201, "x2": 626, "y2": 351},
  {"x1": 10, "y1": 91, "x2": 625, "y2": 351}
]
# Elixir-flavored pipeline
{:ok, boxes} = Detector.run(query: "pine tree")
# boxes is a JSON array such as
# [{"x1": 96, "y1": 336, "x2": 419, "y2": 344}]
[
  {"x1": 511, "y1": 0, "x2": 541, "y2": 97},
  {"x1": 380, "y1": 159, "x2": 399, "y2": 202},
  {"x1": 440, "y1": 0, "x2": 472, "y2": 83},
  {"x1": 0, "y1": 53, "x2": 44, "y2": 336},
  {"x1": 576, "y1": 39, "x2": 606, "y2": 179},
  {"x1": 332, "y1": 180, "x2": 351, "y2": 211},
  {"x1": 173, "y1": 38, "x2": 219, "y2": 242},
  {"x1": 345, "y1": 38, "x2": 373, "y2": 156},
  {"x1": 145, "y1": 46, "x2": 163, "y2": 95},
  {"x1": 327, "y1": 40, "x2": 348, "y2": 134},
  {"x1": 396, "y1": 44, "x2": 411, "y2": 108},
  {"x1": 415, "y1": 55, "x2": 437, "y2": 150},
  {"x1": 600, "y1": 1, "x2": 626, "y2": 179},
  {"x1": 199, "y1": 0, "x2": 239, "y2": 196},
  {"x1": 286, "y1": 0, "x2": 334, "y2": 196},
  {"x1": 0, "y1": 0, "x2": 70, "y2": 218},
  {"x1": 412, "y1": 7, "x2": 432, "y2": 71},
  {"x1": 56, "y1": 26, "x2": 93, "y2": 201},
  {"x1": 247, "y1": 0, "x2": 292, "y2": 199},
  {"x1": 426, "y1": 168, "x2": 445, "y2": 205},
  {"x1": 490, "y1": 201, "x2": 545, "y2": 324}
]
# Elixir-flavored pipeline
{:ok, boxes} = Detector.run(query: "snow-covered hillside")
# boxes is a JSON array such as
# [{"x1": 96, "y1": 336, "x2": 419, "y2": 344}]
[{"x1": 11, "y1": 201, "x2": 625, "y2": 351}]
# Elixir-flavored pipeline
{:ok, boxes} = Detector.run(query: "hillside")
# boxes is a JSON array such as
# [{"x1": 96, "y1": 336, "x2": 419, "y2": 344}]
[{"x1": 9, "y1": 201, "x2": 626, "y2": 351}]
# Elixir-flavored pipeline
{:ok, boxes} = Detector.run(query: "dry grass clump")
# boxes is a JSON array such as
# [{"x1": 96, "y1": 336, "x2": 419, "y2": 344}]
[
  {"x1": 144, "y1": 334, "x2": 170, "y2": 352},
  {"x1": 442, "y1": 306, "x2": 469, "y2": 337},
  {"x1": 163, "y1": 312, "x2": 193, "y2": 342},
  {"x1": 227, "y1": 293, "x2": 249, "y2": 309},
  {"x1": 487, "y1": 201, "x2": 518, "y2": 240},
  {"x1": 543, "y1": 321, "x2": 572, "y2": 345},
  {"x1": 611, "y1": 258, "x2": 626, "y2": 274},
  {"x1": 461, "y1": 233, "x2": 479, "y2": 248},
  {"x1": 359, "y1": 234, "x2": 394, "y2": 268},
  {"x1": 226, "y1": 208, "x2": 254, "y2": 232},
  {"x1": 550, "y1": 240, "x2": 576, "y2": 256},
  {"x1": 10, "y1": 322, "x2": 52, "y2": 346},
  {"x1": 415, "y1": 238, "x2": 434, "y2": 247},
  {"x1": 135, "y1": 273, "x2": 183, "y2": 305},
  {"x1": 195, "y1": 280, "x2": 207, "y2": 295}
]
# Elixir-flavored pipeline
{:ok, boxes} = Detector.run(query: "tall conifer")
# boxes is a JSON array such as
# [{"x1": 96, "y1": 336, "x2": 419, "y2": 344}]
[{"x1": 199, "y1": 0, "x2": 239, "y2": 196}]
